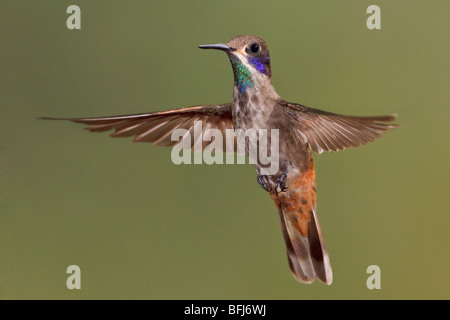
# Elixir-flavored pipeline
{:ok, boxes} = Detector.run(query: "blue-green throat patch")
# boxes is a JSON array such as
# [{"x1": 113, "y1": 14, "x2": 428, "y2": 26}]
[{"x1": 229, "y1": 55, "x2": 254, "y2": 93}]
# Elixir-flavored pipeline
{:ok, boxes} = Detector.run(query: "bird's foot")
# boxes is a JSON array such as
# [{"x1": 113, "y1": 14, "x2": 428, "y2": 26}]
[
  {"x1": 257, "y1": 174, "x2": 272, "y2": 192},
  {"x1": 276, "y1": 173, "x2": 288, "y2": 193},
  {"x1": 257, "y1": 173, "x2": 288, "y2": 193}
]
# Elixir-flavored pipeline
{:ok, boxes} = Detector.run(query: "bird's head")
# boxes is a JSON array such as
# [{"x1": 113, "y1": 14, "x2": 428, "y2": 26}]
[{"x1": 199, "y1": 35, "x2": 272, "y2": 93}]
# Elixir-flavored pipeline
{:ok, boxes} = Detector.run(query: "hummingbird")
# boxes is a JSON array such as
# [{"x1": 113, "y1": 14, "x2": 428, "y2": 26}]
[{"x1": 43, "y1": 35, "x2": 398, "y2": 285}]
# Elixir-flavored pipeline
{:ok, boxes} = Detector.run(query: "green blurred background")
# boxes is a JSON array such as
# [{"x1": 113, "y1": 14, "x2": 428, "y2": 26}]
[{"x1": 1, "y1": 1, "x2": 449, "y2": 299}]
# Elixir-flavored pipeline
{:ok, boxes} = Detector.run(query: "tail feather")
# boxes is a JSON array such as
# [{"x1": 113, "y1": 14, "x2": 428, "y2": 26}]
[
  {"x1": 277, "y1": 206, "x2": 315, "y2": 283},
  {"x1": 273, "y1": 160, "x2": 332, "y2": 284},
  {"x1": 277, "y1": 205, "x2": 332, "y2": 284},
  {"x1": 308, "y1": 208, "x2": 332, "y2": 284}
]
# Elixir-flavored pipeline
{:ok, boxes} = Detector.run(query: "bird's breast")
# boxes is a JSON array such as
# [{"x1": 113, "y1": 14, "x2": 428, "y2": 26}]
[{"x1": 232, "y1": 88, "x2": 274, "y2": 131}]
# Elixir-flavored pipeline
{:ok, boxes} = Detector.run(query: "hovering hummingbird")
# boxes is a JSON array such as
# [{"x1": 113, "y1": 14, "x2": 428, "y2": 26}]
[{"x1": 43, "y1": 35, "x2": 398, "y2": 285}]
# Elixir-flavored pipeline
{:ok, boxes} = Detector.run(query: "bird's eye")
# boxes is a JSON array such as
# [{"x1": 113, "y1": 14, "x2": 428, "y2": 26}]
[{"x1": 249, "y1": 43, "x2": 260, "y2": 53}]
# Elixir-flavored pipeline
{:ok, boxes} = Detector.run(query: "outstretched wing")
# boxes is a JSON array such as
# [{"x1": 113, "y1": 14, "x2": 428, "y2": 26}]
[
  {"x1": 286, "y1": 103, "x2": 398, "y2": 154},
  {"x1": 42, "y1": 104, "x2": 235, "y2": 151}
]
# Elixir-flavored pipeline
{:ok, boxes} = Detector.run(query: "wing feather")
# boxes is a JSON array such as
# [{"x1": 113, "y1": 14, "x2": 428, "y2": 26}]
[
  {"x1": 286, "y1": 103, "x2": 398, "y2": 153},
  {"x1": 42, "y1": 104, "x2": 235, "y2": 151}
]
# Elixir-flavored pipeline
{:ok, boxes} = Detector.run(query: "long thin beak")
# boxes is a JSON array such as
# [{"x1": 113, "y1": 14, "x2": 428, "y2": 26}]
[{"x1": 198, "y1": 43, "x2": 236, "y2": 52}]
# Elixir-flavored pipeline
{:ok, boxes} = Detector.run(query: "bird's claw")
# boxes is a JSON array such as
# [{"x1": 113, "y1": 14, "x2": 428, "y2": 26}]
[
  {"x1": 257, "y1": 174, "x2": 272, "y2": 192},
  {"x1": 276, "y1": 173, "x2": 288, "y2": 193},
  {"x1": 257, "y1": 173, "x2": 288, "y2": 193}
]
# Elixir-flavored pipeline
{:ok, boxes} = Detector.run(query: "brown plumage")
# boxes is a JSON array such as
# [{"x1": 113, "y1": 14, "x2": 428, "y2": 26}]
[{"x1": 43, "y1": 35, "x2": 398, "y2": 284}]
